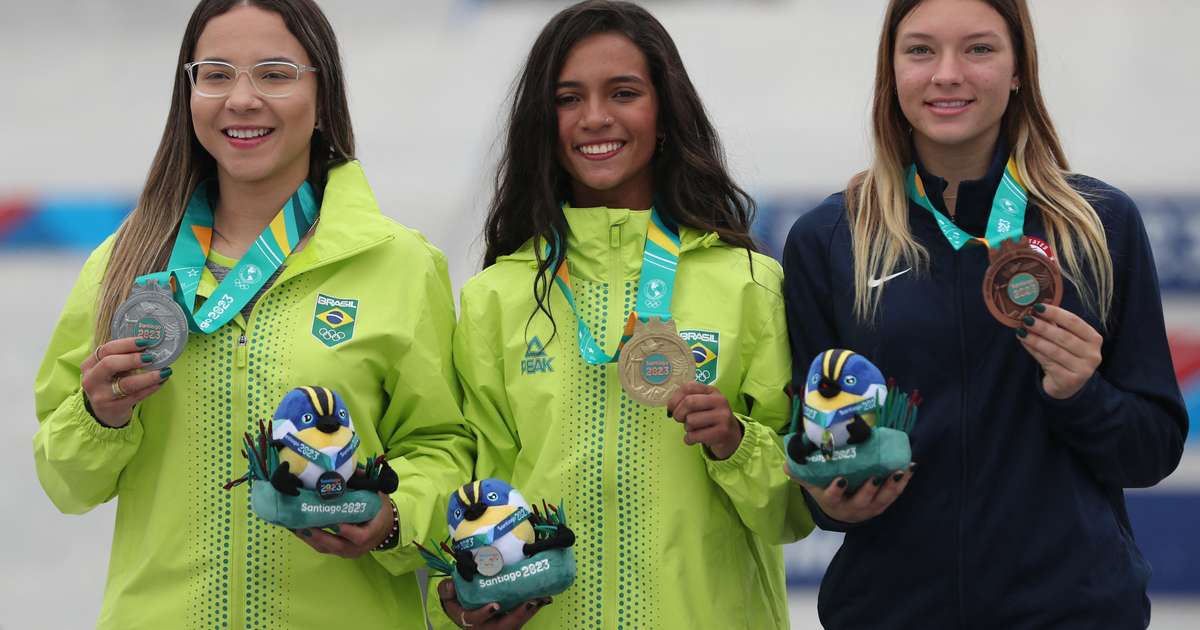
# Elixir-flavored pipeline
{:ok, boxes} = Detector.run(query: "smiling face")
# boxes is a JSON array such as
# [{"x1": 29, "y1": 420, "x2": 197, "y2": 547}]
[
  {"x1": 555, "y1": 32, "x2": 659, "y2": 210},
  {"x1": 190, "y1": 4, "x2": 317, "y2": 188},
  {"x1": 894, "y1": 0, "x2": 1018, "y2": 158}
]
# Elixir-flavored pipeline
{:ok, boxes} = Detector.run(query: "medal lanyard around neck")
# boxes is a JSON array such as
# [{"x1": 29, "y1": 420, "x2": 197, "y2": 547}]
[
  {"x1": 548, "y1": 208, "x2": 681, "y2": 365},
  {"x1": 905, "y1": 157, "x2": 1028, "y2": 250},
  {"x1": 136, "y1": 181, "x2": 318, "y2": 334}
]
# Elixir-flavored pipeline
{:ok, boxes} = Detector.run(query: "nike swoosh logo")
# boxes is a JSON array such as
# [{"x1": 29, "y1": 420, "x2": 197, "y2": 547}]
[{"x1": 867, "y1": 267, "x2": 912, "y2": 288}]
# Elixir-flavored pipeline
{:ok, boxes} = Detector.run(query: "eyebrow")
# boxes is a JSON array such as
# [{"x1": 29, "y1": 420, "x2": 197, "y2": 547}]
[
  {"x1": 196, "y1": 56, "x2": 300, "y2": 64},
  {"x1": 556, "y1": 74, "x2": 648, "y2": 89},
  {"x1": 900, "y1": 30, "x2": 1002, "y2": 41}
]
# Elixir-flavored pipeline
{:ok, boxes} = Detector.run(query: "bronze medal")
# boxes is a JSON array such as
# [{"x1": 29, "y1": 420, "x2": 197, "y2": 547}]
[
  {"x1": 981, "y1": 237, "x2": 1062, "y2": 328},
  {"x1": 618, "y1": 317, "x2": 695, "y2": 407}
]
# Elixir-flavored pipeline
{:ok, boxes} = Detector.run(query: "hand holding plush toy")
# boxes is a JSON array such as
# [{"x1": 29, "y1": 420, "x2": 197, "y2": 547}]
[{"x1": 418, "y1": 479, "x2": 577, "y2": 615}]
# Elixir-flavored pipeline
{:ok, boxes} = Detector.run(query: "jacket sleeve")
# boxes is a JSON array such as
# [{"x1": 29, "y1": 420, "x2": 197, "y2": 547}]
[
  {"x1": 1038, "y1": 190, "x2": 1188, "y2": 488},
  {"x1": 33, "y1": 238, "x2": 146, "y2": 515},
  {"x1": 371, "y1": 239, "x2": 476, "y2": 575},
  {"x1": 703, "y1": 258, "x2": 815, "y2": 544},
  {"x1": 781, "y1": 202, "x2": 864, "y2": 532}
]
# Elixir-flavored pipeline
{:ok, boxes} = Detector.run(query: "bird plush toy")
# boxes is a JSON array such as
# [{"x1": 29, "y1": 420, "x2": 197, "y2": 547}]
[
  {"x1": 416, "y1": 479, "x2": 577, "y2": 613},
  {"x1": 225, "y1": 386, "x2": 398, "y2": 530},
  {"x1": 268, "y1": 386, "x2": 396, "y2": 498},
  {"x1": 792, "y1": 349, "x2": 888, "y2": 460},
  {"x1": 785, "y1": 350, "x2": 920, "y2": 491}
]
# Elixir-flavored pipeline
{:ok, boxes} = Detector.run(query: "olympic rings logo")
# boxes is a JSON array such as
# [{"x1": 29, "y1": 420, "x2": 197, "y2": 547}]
[
  {"x1": 695, "y1": 368, "x2": 712, "y2": 382},
  {"x1": 318, "y1": 327, "x2": 347, "y2": 342}
]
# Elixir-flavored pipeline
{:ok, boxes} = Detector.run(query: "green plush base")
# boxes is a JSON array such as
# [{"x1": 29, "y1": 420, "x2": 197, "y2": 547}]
[
  {"x1": 785, "y1": 427, "x2": 912, "y2": 492},
  {"x1": 250, "y1": 481, "x2": 383, "y2": 529},
  {"x1": 455, "y1": 548, "x2": 577, "y2": 613}
]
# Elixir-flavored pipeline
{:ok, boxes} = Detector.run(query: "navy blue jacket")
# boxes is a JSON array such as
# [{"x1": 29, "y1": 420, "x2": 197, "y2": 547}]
[{"x1": 781, "y1": 143, "x2": 1188, "y2": 630}]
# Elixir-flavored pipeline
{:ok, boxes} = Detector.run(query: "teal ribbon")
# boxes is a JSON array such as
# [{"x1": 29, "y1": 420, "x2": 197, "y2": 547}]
[
  {"x1": 452, "y1": 506, "x2": 532, "y2": 552},
  {"x1": 803, "y1": 397, "x2": 879, "y2": 429},
  {"x1": 136, "y1": 181, "x2": 318, "y2": 334},
  {"x1": 279, "y1": 432, "x2": 359, "y2": 472},
  {"x1": 548, "y1": 208, "x2": 682, "y2": 365},
  {"x1": 905, "y1": 157, "x2": 1028, "y2": 250}
]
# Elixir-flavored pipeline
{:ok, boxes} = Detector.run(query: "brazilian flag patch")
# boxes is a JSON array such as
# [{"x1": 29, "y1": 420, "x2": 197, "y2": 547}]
[
  {"x1": 311, "y1": 293, "x2": 359, "y2": 348},
  {"x1": 679, "y1": 329, "x2": 719, "y2": 385}
]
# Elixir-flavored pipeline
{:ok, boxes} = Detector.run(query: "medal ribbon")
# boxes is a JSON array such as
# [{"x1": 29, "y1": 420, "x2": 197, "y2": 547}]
[
  {"x1": 279, "y1": 432, "x2": 359, "y2": 472},
  {"x1": 548, "y1": 208, "x2": 681, "y2": 365},
  {"x1": 136, "y1": 181, "x2": 318, "y2": 334},
  {"x1": 451, "y1": 506, "x2": 532, "y2": 552},
  {"x1": 906, "y1": 157, "x2": 1028, "y2": 250}
]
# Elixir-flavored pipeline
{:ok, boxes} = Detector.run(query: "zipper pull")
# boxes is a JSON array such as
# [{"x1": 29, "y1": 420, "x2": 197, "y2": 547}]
[
  {"x1": 610, "y1": 224, "x2": 620, "y2": 248},
  {"x1": 236, "y1": 334, "x2": 248, "y2": 368}
]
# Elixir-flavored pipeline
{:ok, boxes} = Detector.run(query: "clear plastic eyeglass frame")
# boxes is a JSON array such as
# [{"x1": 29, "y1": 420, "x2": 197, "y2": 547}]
[{"x1": 183, "y1": 61, "x2": 319, "y2": 98}]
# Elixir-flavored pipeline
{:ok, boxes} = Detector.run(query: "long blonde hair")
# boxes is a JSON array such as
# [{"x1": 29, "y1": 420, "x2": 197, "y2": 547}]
[
  {"x1": 92, "y1": 0, "x2": 355, "y2": 345},
  {"x1": 847, "y1": 0, "x2": 1112, "y2": 324}
]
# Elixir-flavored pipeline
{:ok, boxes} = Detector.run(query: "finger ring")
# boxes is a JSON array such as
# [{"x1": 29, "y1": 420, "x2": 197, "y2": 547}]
[
  {"x1": 111, "y1": 378, "x2": 127, "y2": 400},
  {"x1": 93, "y1": 346, "x2": 103, "y2": 364},
  {"x1": 460, "y1": 612, "x2": 473, "y2": 628}
]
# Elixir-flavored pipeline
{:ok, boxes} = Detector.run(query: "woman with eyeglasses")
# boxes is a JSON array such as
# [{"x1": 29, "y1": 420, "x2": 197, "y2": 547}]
[
  {"x1": 32, "y1": 1, "x2": 472, "y2": 628},
  {"x1": 430, "y1": 2, "x2": 813, "y2": 629},
  {"x1": 782, "y1": 0, "x2": 1187, "y2": 627}
]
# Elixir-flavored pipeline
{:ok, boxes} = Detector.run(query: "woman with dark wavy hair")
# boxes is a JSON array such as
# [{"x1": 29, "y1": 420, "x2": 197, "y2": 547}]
[
  {"x1": 33, "y1": 1, "x2": 472, "y2": 628},
  {"x1": 434, "y1": 2, "x2": 812, "y2": 628}
]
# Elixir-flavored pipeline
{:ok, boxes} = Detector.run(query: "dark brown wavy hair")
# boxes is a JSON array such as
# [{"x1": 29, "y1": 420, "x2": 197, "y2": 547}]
[{"x1": 482, "y1": 0, "x2": 757, "y2": 333}]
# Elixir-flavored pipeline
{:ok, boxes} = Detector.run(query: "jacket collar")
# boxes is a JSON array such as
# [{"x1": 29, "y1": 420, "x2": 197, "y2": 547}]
[
  {"x1": 497, "y1": 205, "x2": 723, "y2": 273},
  {"x1": 914, "y1": 135, "x2": 1010, "y2": 235},
  {"x1": 197, "y1": 161, "x2": 393, "y2": 298}
]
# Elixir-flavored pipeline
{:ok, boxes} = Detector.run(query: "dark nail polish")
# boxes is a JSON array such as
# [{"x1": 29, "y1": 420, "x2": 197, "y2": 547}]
[
  {"x1": 159, "y1": 367, "x2": 173, "y2": 379},
  {"x1": 1016, "y1": 327, "x2": 1028, "y2": 338},
  {"x1": 872, "y1": 477, "x2": 882, "y2": 487},
  {"x1": 1033, "y1": 302, "x2": 1047, "y2": 313},
  {"x1": 836, "y1": 478, "x2": 847, "y2": 489},
  {"x1": 141, "y1": 352, "x2": 154, "y2": 363},
  {"x1": 301, "y1": 529, "x2": 312, "y2": 538},
  {"x1": 893, "y1": 473, "x2": 904, "y2": 483},
  {"x1": 910, "y1": 462, "x2": 918, "y2": 471},
  {"x1": 490, "y1": 604, "x2": 500, "y2": 613},
  {"x1": 135, "y1": 338, "x2": 153, "y2": 348},
  {"x1": 666, "y1": 408, "x2": 672, "y2": 418},
  {"x1": 1022, "y1": 315, "x2": 1035, "y2": 326},
  {"x1": 526, "y1": 602, "x2": 536, "y2": 611}
]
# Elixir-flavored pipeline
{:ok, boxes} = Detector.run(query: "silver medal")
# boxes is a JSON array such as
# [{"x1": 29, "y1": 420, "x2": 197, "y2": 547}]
[
  {"x1": 473, "y1": 545, "x2": 505, "y2": 577},
  {"x1": 110, "y1": 280, "x2": 189, "y2": 369}
]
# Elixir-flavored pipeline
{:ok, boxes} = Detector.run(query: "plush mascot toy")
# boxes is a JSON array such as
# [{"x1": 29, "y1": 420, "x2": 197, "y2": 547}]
[
  {"x1": 224, "y1": 386, "x2": 398, "y2": 530},
  {"x1": 416, "y1": 479, "x2": 576, "y2": 613},
  {"x1": 785, "y1": 350, "x2": 920, "y2": 492}
]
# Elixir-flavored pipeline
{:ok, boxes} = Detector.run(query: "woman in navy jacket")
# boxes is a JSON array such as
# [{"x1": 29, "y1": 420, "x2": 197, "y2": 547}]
[{"x1": 782, "y1": 0, "x2": 1188, "y2": 628}]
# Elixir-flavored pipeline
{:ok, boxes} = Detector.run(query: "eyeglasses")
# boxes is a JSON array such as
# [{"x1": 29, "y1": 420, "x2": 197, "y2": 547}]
[{"x1": 183, "y1": 61, "x2": 319, "y2": 98}]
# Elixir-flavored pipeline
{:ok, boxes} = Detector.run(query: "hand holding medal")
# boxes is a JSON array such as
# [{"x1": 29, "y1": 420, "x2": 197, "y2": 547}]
[
  {"x1": 1016, "y1": 302, "x2": 1103, "y2": 399},
  {"x1": 666, "y1": 382, "x2": 744, "y2": 460},
  {"x1": 81, "y1": 336, "x2": 172, "y2": 427}
]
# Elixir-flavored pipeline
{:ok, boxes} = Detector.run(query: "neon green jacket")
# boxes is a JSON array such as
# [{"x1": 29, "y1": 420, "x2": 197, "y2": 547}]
[
  {"x1": 433, "y1": 206, "x2": 814, "y2": 630},
  {"x1": 33, "y1": 162, "x2": 473, "y2": 630}
]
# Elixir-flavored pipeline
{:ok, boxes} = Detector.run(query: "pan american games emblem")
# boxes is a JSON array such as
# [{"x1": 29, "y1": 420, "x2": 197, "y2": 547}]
[{"x1": 312, "y1": 293, "x2": 358, "y2": 348}]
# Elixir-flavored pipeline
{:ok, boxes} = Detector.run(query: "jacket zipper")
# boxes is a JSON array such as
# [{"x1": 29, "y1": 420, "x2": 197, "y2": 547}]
[{"x1": 952, "y1": 213, "x2": 969, "y2": 629}]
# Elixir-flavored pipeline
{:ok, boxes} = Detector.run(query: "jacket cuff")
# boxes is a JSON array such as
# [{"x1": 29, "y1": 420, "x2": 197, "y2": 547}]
[
  {"x1": 1035, "y1": 370, "x2": 1105, "y2": 419},
  {"x1": 64, "y1": 389, "x2": 142, "y2": 444},
  {"x1": 703, "y1": 414, "x2": 755, "y2": 469}
]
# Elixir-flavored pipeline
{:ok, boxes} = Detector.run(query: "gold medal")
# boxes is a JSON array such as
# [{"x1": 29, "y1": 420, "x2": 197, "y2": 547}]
[
  {"x1": 618, "y1": 317, "x2": 695, "y2": 407},
  {"x1": 982, "y1": 237, "x2": 1063, "y2": 328}
]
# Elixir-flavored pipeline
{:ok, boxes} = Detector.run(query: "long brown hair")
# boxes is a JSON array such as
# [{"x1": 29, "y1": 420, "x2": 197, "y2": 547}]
[
  {"x1": 848, "y1": 0, "x2": 1112, "y2": 323},
  {"x1": 483, "y1": 0, "x2": 757, "y2": 336},
  {"x1": 92, "y1": 0, "x2": 355, "y2": 344}
]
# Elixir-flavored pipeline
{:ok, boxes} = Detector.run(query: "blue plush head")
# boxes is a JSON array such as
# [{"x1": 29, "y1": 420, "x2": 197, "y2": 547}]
[
  {"x1": 273, "y1": 386, "x2": 352, "y2": 435},
  {"x1": 803, "y1": 350, "x2": 887, "y2": 428},
  {"x1": 448, "y1": 478, "x2": 518, "y2": 530}
]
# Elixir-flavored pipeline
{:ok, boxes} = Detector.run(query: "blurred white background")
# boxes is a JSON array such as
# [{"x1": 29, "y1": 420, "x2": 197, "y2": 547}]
[{"x1": 2, "y1": 1, "x2": 1197, "y2": 628}]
